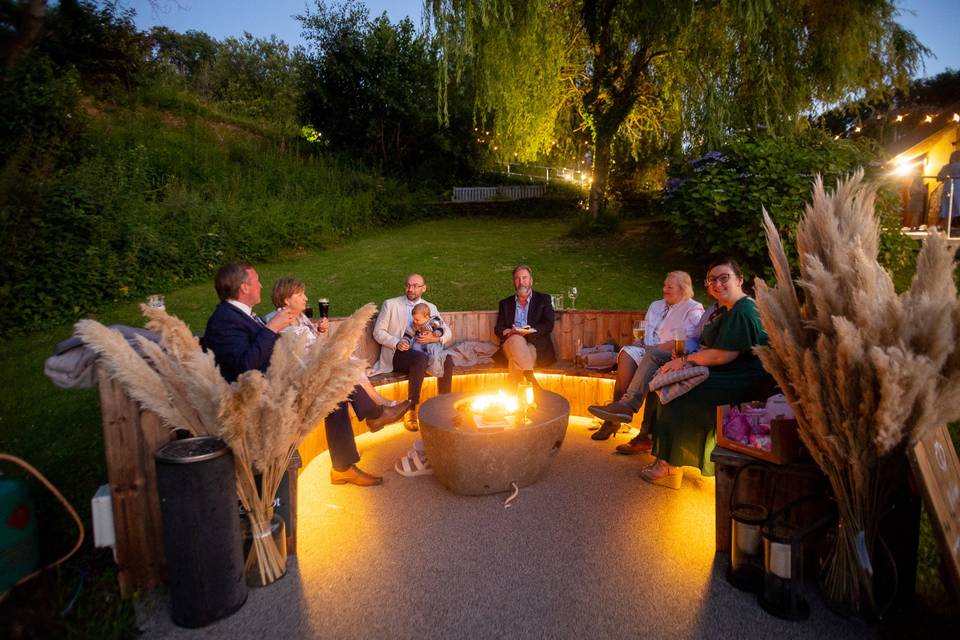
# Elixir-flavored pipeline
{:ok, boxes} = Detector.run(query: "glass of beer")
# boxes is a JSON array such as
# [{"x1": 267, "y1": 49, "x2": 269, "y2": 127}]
[
  {"x1": 317, "y1": 298, "x2": 330, "y2": 318},
  {"x1": 146, "y1": 294, "x2": 165, "y2": 310},
  {"x1": 303, "y1": 306, "x2": 314, "y2": 319},
  {"x1": 673, "y1": 329, "x2": 686, "y2": 357},
  {"x1": 633, "y1": 320, "x2": 645, "y2": 343}
]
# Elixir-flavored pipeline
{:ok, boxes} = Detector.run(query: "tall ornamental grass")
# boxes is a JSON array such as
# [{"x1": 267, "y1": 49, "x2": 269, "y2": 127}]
[
  {"x1": 76, "y1": 302, "x2": 373, "y2": 585},
  {"x1": 754, "y1": 171, "x2": 960, "y2": 616}
]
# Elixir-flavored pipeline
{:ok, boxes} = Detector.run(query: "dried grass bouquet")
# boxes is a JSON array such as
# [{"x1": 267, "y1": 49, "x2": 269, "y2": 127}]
[
  {"x1": 754, "y1": 170, "x2": 960, "y2": 616},
  {"x1": 77, "y1": 303, "x2": 374, "y2": 585}
]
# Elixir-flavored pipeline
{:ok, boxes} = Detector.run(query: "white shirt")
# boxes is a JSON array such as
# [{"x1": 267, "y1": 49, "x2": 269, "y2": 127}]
[
  {"x1": 643, "y1": 297, "x2": 705, "y2": 353},
  {"x1": 227, "y1": 299, "x2": 257, "y2": 322}
]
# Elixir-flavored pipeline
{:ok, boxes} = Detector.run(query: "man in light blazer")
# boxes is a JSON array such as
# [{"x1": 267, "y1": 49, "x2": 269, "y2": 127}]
[
  {"x1": 204, "y1": 261, "x2": 407, "y2": 486},
  {"x1": 372, "y1": 273, "x2": 453, "y2": 431},
  {"x1": 494, "y1": 264, "x2": 556, "y2": 383}
]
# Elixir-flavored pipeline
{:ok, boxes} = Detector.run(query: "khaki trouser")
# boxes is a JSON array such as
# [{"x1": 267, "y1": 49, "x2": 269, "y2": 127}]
[{"x1": 502, "y1": 334, "x2": 537, "y2": 381}]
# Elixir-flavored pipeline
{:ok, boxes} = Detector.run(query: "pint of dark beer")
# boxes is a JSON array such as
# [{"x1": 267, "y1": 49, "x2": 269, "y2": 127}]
[{"x1": 318, "y1": 298, "x2": 330, "y2": 318}]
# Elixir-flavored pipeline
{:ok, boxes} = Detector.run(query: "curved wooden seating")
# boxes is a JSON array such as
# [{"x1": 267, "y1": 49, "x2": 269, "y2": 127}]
[{"x1": 95, "y1": 309, "x2": 646, "y2": 594}]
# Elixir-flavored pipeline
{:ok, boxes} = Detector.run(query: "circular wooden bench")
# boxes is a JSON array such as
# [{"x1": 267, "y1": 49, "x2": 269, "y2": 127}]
[{"x1": 94, "y1": 309, "x2": 646, "y2": 594}]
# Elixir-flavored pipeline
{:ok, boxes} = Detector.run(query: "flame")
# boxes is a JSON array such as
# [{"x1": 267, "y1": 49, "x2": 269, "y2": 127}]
[{"x1": 469, "y1": 390, "x2": 519, "y2": 415}]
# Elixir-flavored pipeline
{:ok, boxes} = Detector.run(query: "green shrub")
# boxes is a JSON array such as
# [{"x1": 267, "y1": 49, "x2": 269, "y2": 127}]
[
  {"x1": 0, "y1": 55, "x2": 85, "y2": 169},
  {"x1": 664, "y1": 131, "x2": 915, "y2": 280},
  {"x1": 0, "y1": 93, "x2": 426, "y2": 334}
]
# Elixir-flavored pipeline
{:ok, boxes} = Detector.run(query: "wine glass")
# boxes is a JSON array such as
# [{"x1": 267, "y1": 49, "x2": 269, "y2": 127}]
[
  {"x1": 567, "y1": 286, "x2": 578, "y2": 310},
  {"x1": 633, "y1": 320, "x2": 646, "y2": 343}
]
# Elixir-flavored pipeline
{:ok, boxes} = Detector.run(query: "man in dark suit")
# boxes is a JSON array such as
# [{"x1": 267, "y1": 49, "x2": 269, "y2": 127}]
[
  {"x1": 204, "y1": 261, "x2": 406, "y2": 486},
  {"x1": 494, "y1": 264, "x2": 556, "y2": 384}
]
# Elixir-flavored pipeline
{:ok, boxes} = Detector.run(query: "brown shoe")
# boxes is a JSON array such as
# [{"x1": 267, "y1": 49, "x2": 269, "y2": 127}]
[
  {"x1": 588, "y1": 401, "x2": 634, "y2": 424},
  {"x1": 330, "y1": 465, "x2": 383, "y2": 486},
  {"x1": 366, "y1": 400, "x2": 410, "y2": 432},
  {"x1": 615, "y1": 435, "x2": 653, "y2": 455},
  {"x1": 403, "y1": 407, "x2": 420, "y2": 432}
]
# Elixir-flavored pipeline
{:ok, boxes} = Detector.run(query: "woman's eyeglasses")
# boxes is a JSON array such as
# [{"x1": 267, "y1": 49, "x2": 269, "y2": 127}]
[{"x1": 705, "y1": 273, "x2": 735, "y2": 287}]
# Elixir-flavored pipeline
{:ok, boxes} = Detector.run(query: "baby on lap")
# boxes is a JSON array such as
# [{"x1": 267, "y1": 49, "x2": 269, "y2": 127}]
[{"x1": 402, "y1": 302, "x2": 448, "y2": 378}]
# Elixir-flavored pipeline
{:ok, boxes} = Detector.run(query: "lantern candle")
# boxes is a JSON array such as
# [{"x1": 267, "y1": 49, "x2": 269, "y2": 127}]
[
  {"x1": 767, "y1": 539, "x2": 792, "y2": 579},
  {"x1": 735, "y1": 521, "x2": 762, "y2": 555}
]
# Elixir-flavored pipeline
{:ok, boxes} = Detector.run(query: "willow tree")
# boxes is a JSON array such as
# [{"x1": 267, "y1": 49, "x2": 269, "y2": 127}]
[{"x1": 426, "y1": 0, "x2": 925, "y2": 217}]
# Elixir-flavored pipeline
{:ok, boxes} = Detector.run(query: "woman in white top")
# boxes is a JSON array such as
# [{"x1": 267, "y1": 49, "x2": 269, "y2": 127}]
[
  {"x1": 588, "y1": 271, "x2": 704, "y2": 441},
  {"x1": 265, "y1": 276, "x2": 398, "y2": 409}
]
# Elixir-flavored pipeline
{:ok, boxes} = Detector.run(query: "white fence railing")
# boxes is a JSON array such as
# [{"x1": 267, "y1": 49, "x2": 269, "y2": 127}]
[{"x1": 452, "y1": 184, "x2": 548, "y2": 202}]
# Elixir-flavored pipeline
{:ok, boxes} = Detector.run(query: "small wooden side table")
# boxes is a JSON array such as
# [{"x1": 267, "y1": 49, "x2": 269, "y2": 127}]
[{"x1": 711, "y1": 446, "x2": 829, "y2": 554}]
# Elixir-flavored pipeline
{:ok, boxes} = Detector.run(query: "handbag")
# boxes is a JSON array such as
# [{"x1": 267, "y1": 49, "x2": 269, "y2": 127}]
[{"x1": 648, "y1": 365, "x2": 710, "y2": 404}]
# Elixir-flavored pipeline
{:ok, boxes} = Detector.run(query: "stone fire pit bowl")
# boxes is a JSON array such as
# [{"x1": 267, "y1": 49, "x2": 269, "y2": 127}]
[{"x1": 418, "y1": 390, "x2": 570, "y2": 495}]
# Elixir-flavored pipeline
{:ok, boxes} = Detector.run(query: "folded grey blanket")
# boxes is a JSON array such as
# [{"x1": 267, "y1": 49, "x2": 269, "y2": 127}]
[
  {"x1": 648, "y1": 365, "x2": 710, "y2": 404},
  {"x1": 44, "y1": 325, "x2": 161, "y2": 390},
  {"x1": 444, "y1": 340, "x2": 499, "y2": 368}
]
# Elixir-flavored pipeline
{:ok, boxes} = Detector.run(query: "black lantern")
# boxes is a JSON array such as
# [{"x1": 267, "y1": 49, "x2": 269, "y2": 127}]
[
  {"x1": 758, "y1": 499, "x2": 832, "y2": 620},
  {"x1": 728, "y1": 502, "x2": 768, "y2": 591},
  {"x1": 726, "y1": 463, "x2": 774, "y2": 592}
]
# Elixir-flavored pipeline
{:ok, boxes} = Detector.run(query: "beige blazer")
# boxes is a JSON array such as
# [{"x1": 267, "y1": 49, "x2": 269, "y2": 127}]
[{"x1": 371, "y1": 296, "x2": 451, "y2": 374}]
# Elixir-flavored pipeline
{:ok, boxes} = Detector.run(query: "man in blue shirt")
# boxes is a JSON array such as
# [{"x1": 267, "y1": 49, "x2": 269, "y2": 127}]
[{"x1": 493, "y1": 264, "x2": 556, "y2": 384}]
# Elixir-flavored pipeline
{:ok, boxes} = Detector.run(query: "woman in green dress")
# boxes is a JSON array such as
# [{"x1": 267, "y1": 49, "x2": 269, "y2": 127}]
[{"x1": 640, "y1": 258, "x2": 775, "y2": 489}]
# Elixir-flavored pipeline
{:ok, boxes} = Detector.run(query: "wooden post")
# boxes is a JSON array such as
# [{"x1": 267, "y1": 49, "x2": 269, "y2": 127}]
[{"x1": 98, "y1": 370, "x2": 172, "y2": 595}]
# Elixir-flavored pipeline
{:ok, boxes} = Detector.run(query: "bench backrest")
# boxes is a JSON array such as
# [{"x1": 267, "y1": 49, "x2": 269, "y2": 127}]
[{"x1": 331, "y1": 309, "x2": 647, "y2": 363}]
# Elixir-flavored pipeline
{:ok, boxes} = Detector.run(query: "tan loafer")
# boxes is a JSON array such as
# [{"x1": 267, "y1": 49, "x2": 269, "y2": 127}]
[
  {"x1": 330, "y1": 465, "x2": 383, "y2": 486},
  {"x1": 366, "y1": 400, "x2": 410, "y2": 432},
  {"x1": 403, "y1": 408, "x2": 420, "y2": 432}
]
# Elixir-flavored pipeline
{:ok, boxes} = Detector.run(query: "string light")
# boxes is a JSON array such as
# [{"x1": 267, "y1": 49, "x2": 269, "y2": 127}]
[
  {"x1": 895, "y1": 115, "x2": 904, "y2": 123},
  {"x1": 923, "y1": 115, "x2": 933, "y2": 123},
  {"x1": 954, "y1": 114, "x2": 960, "y2": 122},
  {"x1": 854, "y1": 126, "x2": 861, "y2": 133}
]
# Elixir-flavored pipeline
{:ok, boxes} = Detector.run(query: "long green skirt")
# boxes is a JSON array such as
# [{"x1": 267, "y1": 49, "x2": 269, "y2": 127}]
[{"x1": 647, "y1": 368, "x2": 774, "y2": 476}]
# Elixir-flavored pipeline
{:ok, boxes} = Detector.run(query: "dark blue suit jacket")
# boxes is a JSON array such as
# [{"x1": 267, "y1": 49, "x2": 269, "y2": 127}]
[
  {"x1": 493, "y1": 290, "x2": 556, "y2": 366},
  {"x1": 203, "y1": 301, "x2": 278, "y2": 382}
]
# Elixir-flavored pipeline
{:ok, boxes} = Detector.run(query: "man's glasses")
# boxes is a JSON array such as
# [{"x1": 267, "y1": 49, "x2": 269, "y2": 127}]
[{"x1": 705, "y1": 273, "x2": 735, "y2": 287}]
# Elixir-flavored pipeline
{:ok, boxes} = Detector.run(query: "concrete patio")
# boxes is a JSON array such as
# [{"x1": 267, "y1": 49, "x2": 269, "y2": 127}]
[{"x1": 137, "y1": 418, "x2": 872, "y2": 639}]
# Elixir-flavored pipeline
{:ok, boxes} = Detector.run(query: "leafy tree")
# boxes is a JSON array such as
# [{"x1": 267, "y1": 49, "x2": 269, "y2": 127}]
[
  {"x1": 146, "y1": 27, "x2": 304, "y2": 126},
  {"x1": 148, "y1": 26, "x2": 219, "y2": 85},
  {"x1": 208, "y1": 32, "x2": 304, "y2": 124},
  {"x1": 297, "y1": 0, "x2": 476, "y2": 177},
  {"x1": 818, "y1": 68, "x2": 960, "y2": 136},
  {"x1": 426, "y1": 0, "x2": 927, "y2": 217}
]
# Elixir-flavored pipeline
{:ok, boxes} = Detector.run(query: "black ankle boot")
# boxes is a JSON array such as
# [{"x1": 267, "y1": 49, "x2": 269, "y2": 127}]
[{"x1": 591, "y1": 420, "x2": 619, "y2": 441}]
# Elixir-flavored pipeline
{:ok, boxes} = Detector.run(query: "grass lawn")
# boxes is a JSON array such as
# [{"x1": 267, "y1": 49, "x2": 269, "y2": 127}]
[
  {"x1": 3, "y1": 215, "x2": 699, "y2": 510},
  {"x1": 2, "y1": 214, "x2": 954, "y2": 635}
]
